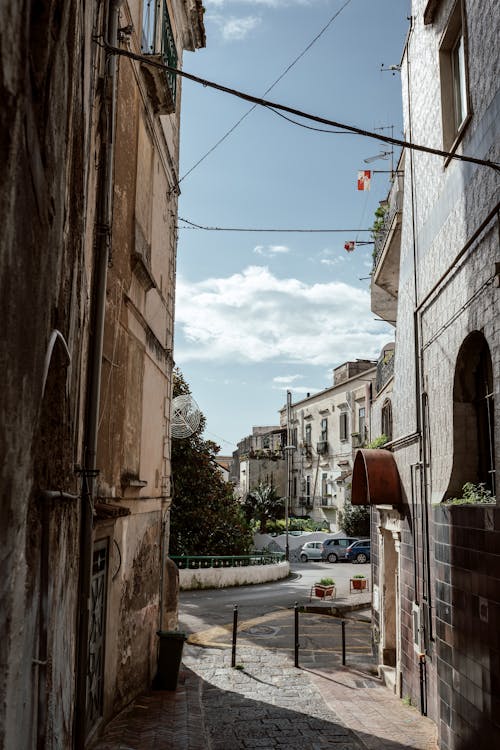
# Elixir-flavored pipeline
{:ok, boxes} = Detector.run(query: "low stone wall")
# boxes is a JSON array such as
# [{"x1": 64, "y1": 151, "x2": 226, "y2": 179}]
[{"x1": 179, "y1": 561, "x2": 290, "y2": 590}]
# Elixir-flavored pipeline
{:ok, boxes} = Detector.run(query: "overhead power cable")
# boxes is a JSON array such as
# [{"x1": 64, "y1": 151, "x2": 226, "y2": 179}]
[
  {"x1": 103, "y1": 43, "x2": 500, "y2": 173},
  {"x1": 178, "y1": 0, "x2": 353, "y2": 184},
  {"x1": 178, "y1": 217, "x2": 372, "y2": 233}
]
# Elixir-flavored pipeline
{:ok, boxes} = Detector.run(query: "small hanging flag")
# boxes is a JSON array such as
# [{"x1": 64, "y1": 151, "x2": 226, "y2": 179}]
[
  {"x1": 344, "y1": 241, "x2": 355, "y2": 252},
  {"x1": 357, "y1": 170, "x2": 371, "y2": 191}
]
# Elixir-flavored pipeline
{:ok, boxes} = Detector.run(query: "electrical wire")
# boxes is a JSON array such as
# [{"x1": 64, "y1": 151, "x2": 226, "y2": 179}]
[
  {"x1": 178, "y1": 0, "x2": 354, "y2": 185},
  {"x1": 177, "y1": 216, "x2": 372, "y2": 233},
  {"x1": 103, "y1": 42, "x2": 500, "y2": 173}
]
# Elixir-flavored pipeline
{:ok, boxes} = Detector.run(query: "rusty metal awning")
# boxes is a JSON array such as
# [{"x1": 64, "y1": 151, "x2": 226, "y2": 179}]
[{"x1": 351, "y1": 449, "x2": 402, "y2": 506}]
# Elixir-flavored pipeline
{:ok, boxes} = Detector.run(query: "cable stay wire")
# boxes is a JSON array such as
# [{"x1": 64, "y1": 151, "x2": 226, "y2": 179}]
[
  {"x1": 178, "y1": 0, "x2": 354, "y2": 185},
  {"x1": 177, "y1": 217, "x2": 372, "y2": 233},
  {"x1": 103, "y1": 43, "x2": 500, "y2": 173}
]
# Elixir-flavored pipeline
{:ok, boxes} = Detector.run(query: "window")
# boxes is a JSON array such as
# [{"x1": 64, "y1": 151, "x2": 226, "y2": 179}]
[
  {"x1": 321, "y1": 472, "x2": 328, "y2": 502},
  {"x1": 358, "y1": 407, "x2": 366, "y2": 443},
  {"x1": 305, "y1": 476, "x2": 311, "y2": 501},
  {"x1": 382, "y1": 399, "x2": 393, "y2": 442},
  {"x1": 340, "y1": 411, "x2": 349, "y2": 441},
  {"x1": 305, "y1": 424, "x2": 312, "y2": 446},
  {"x1": 321, "y1": 417, "x2": 328, "y2": 442},
  {"x1": 439, "y1": 1, "x2": 470, "y2": 150}
]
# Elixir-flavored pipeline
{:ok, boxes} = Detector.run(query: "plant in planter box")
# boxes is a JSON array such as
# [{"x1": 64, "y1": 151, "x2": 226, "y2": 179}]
[
  {"x1": 350, "y1": 574, "x2": 367, "y2": 591},
  {"x1": 314, "y1": 577, "x2": 336, "y2": 599}
]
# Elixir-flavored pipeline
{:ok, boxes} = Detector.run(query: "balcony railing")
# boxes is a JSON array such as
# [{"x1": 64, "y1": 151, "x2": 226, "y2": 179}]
[
  {"x1": 170, "y1": 552, "x2": 286, "y2": 569},
  {"x1": 141, "y1": 0, "x2": 178, "y2": 113},
  {"x1": 376, "y1": 349, "x2": 395, "y2": 393},
  {"x1": 372, "y1": 172, "x2": 404, "y2": 273}
]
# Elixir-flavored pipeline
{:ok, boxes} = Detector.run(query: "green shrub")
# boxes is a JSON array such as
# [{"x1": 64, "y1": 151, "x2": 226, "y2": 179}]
[{"x1": 445, "y1": 482, "x2": 495, "y2": 505}]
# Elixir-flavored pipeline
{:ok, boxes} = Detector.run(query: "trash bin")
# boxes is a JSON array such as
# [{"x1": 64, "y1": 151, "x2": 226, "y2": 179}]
[{"x1": 153, "y1": 630, "x2": 187, "y2": 690}]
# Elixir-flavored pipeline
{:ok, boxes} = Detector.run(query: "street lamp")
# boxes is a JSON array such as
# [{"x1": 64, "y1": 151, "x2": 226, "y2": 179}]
[{"x1": 284, "y1": 391, "x2": 296, "y2": 562}]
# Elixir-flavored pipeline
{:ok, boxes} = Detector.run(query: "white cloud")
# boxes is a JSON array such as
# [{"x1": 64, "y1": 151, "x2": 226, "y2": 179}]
[
  {"x1": 254, "y1": 244, "x2": 291, "y2": 257},
  {"x1": 175, "y1": 265, "x2": 391, "y2": 366},
  {"x1": 272, "y1": 374, "x2": 303, "y2": 384},
  {"x1": 208, "y1": 14, "x2": 261, "y2": 40}
]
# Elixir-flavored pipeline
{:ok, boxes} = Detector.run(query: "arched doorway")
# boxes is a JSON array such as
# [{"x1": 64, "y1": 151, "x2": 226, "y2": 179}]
[{"x1": 447, "y1": 331, "x2": 496, "y2": 498}]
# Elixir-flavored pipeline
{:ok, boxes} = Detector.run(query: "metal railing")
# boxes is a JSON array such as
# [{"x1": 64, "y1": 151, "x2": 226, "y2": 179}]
[
  {"x1": 141, "y1": 0, "x2": 178, "y2": 102},
  {"x1": 372, "y1": 171, "x2": 404, "y2": 273},
  {"x1": 170, "y1": 551, "x2": 286, "y2": 569}
]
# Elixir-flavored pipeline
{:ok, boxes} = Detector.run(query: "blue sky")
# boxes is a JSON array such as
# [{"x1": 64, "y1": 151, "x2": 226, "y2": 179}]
[{"x1": 174, "y1": 0, "x2": 410, "y2": 452}]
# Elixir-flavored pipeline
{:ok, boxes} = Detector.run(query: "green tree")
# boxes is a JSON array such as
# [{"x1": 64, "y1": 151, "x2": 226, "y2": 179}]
[
  {"x1": 339, "y1": 498, "x2": 370, "y2": 537},
  {"x1": 169, "y1": 369, "x2": 252, "y2": 556},
  {"x1": 243, "y1": 482, "x2": 285, "y2": 534}
]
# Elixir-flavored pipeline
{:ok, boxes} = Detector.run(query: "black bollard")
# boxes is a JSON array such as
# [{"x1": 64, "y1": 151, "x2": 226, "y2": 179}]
[
  {"x1": 231, "y1": 605, "x2": 238, "y2": 668},
  {"x1": 294, "y1": 602, "x2": 299, "y2": 668},
  {"x1": 341, "y1": 619, "x2": 346, "y2": 666}
]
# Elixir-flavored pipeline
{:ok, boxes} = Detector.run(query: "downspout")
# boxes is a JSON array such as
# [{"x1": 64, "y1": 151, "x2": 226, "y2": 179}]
[
  {"x1": 74, "y1": 1, "x2": 123, "y2": 746},
  {"x1": 406, "y1": 16, "x2": 431, "y2": 709}
]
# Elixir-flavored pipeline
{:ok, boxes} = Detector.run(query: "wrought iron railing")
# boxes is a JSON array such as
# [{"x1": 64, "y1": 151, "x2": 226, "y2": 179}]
[
  {"x1": 141, "y1": 0, "x2": 178, "y2": 102},
  {"x1": 170, "y1": 552, "x2": 286, "y2": 569},
  {"x1": 372, "y1": 172, "x2": 404, "y2": 273},
  {"x1": 376, "y1": 350, "x2": 395, "y2": 393}
]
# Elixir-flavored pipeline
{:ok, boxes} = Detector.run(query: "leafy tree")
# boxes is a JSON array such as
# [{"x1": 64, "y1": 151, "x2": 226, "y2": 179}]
[
  {"x1": 339, "y1": 498, "x2": 370, "y2": 537},
  {"x1": 169, "y1": 369, "x2": 252, "y2": 556},
  {"x1": 243, "y1": 482, "x2": 285, "y2": 534}
]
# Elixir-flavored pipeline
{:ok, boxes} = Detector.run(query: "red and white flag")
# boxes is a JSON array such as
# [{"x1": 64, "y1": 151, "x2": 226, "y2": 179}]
[
  {"x1": 357, "y1": 170, "x2": 371, "y2": 191},
  {"x1": 344, "y1": 241, "x2": 355, "y2": 252}
]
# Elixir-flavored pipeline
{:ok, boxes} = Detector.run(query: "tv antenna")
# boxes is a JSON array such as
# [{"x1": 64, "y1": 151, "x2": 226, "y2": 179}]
[
  {"x1": 365, "y1": 126, "x2": 396, "y2": 177},
  {"x1": 170, "y1": 394, "x2": 202, "y2": 438}
]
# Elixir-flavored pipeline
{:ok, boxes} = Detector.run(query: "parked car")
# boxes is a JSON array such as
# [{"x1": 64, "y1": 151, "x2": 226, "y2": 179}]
[
  {"x1": 321, "y1": 537, "x2": 359, "y2": 563},
  {"x1": 344, "y1": 539, "x2": 371, "y2": 563},
  {"x1": 299, "y1": 541, "x2": 324, "y2": 562}
]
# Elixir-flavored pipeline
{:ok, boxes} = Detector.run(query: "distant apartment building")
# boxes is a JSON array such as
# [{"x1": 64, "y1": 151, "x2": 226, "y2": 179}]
[
  {"x1": 232, "y1": 426, "x2": 287, "y2": 499},
  {"x1": 279, "y1": 360, "x2": 376, "y2": 530},
  {"x1": 352, "y1": 3, "x2": 499, "y2": 746}
]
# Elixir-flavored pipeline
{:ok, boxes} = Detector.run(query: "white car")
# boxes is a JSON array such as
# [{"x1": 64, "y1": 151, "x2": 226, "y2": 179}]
[{"x1": 299, "y1": 541, "x2": 323, "y2": 562}]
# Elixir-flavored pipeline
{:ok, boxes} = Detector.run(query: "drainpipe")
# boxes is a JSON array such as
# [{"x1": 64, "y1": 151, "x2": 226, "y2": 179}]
[{"x1": 74, "y1": 2, "x2": 123, "y2": 746}]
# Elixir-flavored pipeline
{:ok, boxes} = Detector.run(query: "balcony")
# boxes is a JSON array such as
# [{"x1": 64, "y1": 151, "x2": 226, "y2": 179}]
[
  {"x1": 141, "y1": 0, "x2": 178, "y2": 114},
  {"x1": 371, "y1": 166, "x2": 404, "y2": 324},
  {"x1": 316, "y1": 440, "x2": 329, "y2": 455}
]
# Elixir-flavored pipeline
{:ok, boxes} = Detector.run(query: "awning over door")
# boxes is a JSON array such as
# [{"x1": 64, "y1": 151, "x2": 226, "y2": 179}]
[{"x1": 351, "y1": 448, "x2": 402, "y2": 506}]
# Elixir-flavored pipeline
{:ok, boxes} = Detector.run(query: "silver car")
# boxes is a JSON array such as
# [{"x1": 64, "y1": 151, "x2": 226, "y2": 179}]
[
  {"x1": 299, "y1": 541, "x2": 324, "y2": 562},
  {"x1": 321, "y1": 537, "x2": 359, "y2": 563}
]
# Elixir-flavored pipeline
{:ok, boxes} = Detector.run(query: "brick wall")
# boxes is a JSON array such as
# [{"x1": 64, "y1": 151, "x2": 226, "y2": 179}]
[{"x1": 433, "y1": 504, "x2": 500, "y2": 748}]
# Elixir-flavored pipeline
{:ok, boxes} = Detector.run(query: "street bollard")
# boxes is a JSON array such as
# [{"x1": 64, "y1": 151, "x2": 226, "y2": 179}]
[
  {"x1": 294, "y1": 602, "x2": 299, "y2": 668},
  {"x1": 231, "y1": 605, "x2": 238, "y2": 668},
  {"x1": 341, "y1": 619, "x2": 346, "y2": 666}
]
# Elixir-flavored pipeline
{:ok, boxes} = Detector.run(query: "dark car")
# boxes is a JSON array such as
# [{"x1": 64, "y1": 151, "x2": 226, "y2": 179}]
[
  {"x1": 344, "y1": 539, "x2": 371, "y2": 564},
  {"x1": 321, "y1": 537, "x2": 359, "y2": 563}
]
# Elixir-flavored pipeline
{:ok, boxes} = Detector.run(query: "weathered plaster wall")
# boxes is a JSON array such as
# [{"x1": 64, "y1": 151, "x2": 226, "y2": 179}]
[{"x1": 0, "y1": 2, "x2": 95, "y2": 747}]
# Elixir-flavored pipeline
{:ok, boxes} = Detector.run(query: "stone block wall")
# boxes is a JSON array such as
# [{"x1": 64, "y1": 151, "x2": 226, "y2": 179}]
[{"x1": 433, "y1": 504, "x2": 500, "y2": 748}]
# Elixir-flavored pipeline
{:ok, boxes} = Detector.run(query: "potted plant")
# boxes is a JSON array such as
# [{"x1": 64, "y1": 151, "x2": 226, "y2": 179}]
[
  {"x1": 314, "y1": 577, "x2": 336, "y2": 599},
  {"x1": 350, "y1": 574, "x2": 368, "y2": 592}
]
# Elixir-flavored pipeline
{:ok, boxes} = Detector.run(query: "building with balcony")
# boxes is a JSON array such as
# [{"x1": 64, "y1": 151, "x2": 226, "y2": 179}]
[
  {"x1": 232, "y1": 426, "x2": 287, "y2": 499},
  {"x1": 279, "y1": 360, "x2": 376, "y2": 529},
  {"x1": 352, "y1": 4, "x2": 499, "y2": 746}
]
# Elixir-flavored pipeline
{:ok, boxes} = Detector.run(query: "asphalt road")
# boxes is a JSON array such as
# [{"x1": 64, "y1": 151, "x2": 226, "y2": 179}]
[{"x1": 178, "y1": 560, "x2": 371, "y2": 636}]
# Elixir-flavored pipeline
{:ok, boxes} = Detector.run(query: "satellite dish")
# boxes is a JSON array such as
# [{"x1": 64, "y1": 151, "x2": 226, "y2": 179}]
[{"x1": 170, "y1": 394, "x2": 201, "y2": 439}]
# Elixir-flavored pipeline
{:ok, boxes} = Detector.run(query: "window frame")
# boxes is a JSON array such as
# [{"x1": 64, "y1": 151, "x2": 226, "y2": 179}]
[
  {"x1": 438, "y1": 0, "x2": 472, "y2": 155},
  {"x1": 339, "y1": 411, "x2": 349, "y2": 441}
]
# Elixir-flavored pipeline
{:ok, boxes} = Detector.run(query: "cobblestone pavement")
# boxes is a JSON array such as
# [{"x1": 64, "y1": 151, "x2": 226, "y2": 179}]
[{"x1": 92, "y1": 612, "x2": 438, "y2": 750}]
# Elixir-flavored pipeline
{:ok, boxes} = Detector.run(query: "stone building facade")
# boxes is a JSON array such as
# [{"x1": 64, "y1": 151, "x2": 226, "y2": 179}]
[
  {"x1": 353, "y1": 2, "x2": 499, "y2": 747},
  {"x1": 233, "y1": 426, "x2": 287, "y2": 499},
  {"x1": 0, "y1": 1, "x2": 205, "y2": 748},
  {"x1": 280, "y1": 360, "x2": 376, "y2": 529}
]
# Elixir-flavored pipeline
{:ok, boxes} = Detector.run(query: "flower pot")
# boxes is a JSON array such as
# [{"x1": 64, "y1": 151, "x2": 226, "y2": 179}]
[
  {"x1": 350, "y1": 578, "x2": 367, "y2": 591},
  {"x1": 314, "y1": 584, "x2": 335, "y2": 599}
]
